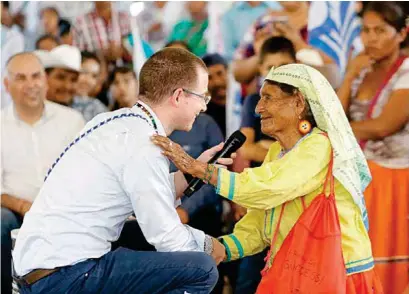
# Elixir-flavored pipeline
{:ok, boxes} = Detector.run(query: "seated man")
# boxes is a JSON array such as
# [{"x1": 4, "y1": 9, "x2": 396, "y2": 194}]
[
  {"x1": 1, "y1": 52, "x2": 84, "y2": 294},
  {"x1": 12, "y1": 48, "x2": 225, "y2": 294},
  {"x1": 36, "y1": 45, "x2": 108, "y2": 122}
]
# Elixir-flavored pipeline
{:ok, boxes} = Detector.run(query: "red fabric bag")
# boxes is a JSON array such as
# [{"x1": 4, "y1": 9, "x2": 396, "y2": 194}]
[{"x1": 256, "y1": 145, "x2": 347, "y2": 294}]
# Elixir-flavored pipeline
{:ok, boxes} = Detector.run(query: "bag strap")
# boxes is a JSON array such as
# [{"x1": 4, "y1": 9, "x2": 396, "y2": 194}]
[{"x1": 359, "y1": 55, "x2": 407, "y2": 149}]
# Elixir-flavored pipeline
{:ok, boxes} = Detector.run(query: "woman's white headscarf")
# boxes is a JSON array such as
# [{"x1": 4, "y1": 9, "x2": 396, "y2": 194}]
[{"x1": 265, "y1": 64, "x2": 371, "y2": 229}]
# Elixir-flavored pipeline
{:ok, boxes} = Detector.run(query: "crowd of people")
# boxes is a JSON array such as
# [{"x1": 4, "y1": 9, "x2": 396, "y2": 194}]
[{"x1": 1, "y1": 1, "x2": 409, "y2": 294}]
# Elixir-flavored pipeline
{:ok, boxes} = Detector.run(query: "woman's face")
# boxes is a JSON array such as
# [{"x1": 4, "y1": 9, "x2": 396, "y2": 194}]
[
  {"x1": 361, "y1": 11, "x2": 406, "y2": 61},
  {"x1": 256, "y1": 82, "x2": 303, "y2": 137}
]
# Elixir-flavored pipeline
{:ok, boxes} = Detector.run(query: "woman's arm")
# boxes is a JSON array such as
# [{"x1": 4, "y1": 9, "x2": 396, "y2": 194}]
[
  {"x1": 219, "y1": 209, "x2": 268, "y2": 261},
  {"x1": 351, "y1": 89, "x2": 409, "y2": 140},
  {"x1": 190, "y1": 134, "x2": 331, "y2": 210}
]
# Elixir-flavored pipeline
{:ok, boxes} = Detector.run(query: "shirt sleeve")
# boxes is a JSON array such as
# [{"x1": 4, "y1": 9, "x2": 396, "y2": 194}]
[
  {"x1": 122, "y1": 145, "x2": 205, "y2": 252},
  {"x1": 215, "y1": 133, "x2": 331, "y2": 210},
  {"x1": 240, "y1": 94, "x2": 258, "y2": 129},
  {"x1": 393, "y1": 60, "x2": 409, "y2": 90},
  {"x1": 220, "y1": 209, "x2": 268, "y2": 261}
]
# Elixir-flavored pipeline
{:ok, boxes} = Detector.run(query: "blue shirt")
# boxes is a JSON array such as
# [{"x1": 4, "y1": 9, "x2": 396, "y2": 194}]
[
  {"x1": 221, "y1": 1, "x2": 281, "y2": 61},
  {"x1": 169, "y1": 113, "x2": 224, "y2": 217}
]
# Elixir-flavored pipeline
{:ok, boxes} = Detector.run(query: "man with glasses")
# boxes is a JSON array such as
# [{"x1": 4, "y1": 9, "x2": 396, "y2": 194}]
[{"x1": 12, "y1": 48, "x2": 228, "y2": 294}]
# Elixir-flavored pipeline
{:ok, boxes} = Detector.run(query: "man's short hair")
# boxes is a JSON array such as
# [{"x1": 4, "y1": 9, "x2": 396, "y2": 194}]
[
  {"x1": 202, "y1": 53, "x2": 227, "y2": 69},
  {"x1": 259, "y1": 37, "x2": 296, "y2": 63},
  {"x1": 58, "y1": 18, "x2": 72, "y2": 37},
  {"x1": 40, "y1": 6, "x2": 60, "y2": 18},
  {"x1": 81, "y1": 51, "x2": 101, "y2": 65},
  {"x1": 139, "y1": 48, "x2": 207, "y2": 104},
  {"x1": 108, "y1": 66, "x2": 136, "y2": 86},
  {"x1": 35, "y1": 34, "x2": 61, "y2": 49}
]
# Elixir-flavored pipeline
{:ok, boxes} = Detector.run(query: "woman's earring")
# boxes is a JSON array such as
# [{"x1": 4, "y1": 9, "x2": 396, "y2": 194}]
[{"x1": 298, "y1": 119, "x2": 311, "y2": 135}]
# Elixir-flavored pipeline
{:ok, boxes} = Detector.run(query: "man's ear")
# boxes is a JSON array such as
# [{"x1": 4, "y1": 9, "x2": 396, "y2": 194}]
[{"x1": 170, "y1": 88, "x2": 183, "y2": 106}]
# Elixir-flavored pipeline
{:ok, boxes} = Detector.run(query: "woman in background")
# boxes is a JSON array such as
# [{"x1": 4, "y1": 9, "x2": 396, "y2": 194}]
[{"x1": 337, "y1": 2, "x2": 409, "y2": 293}]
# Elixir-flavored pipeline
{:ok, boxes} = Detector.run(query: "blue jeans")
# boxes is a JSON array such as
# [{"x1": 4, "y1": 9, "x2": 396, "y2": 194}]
[
  {"x1": 19, "y1": 247, "x2": 218, "y2": 294},
  {"x1": 1, "y1": 207, "x2": 23, "y2": 294},
  {"x1": 235, "y1": 249, "x2": 268, "y2": 294}
]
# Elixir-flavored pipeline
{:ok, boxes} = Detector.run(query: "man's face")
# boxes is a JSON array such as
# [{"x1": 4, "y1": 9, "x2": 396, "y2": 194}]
[
  {"x1": 207, "y1": 64, "x2": 227, "y2": 104},
  {"x1": 37, "y1": 38, "x2": 59, "y2": 51},
  {"x1": 5, "y1": 54, "x2": 47, "y2": 109},
  {"x1": 110, "y1": 72, "x2": 138, "y2": 108},
  {"x1": 77, "y1": 59, "x2": 101, "y2": 97},
  {"x1": 175, "y1": 67, "x2": 209, "y2": 132},
  {"x1": 46, "y1": 68, "x2": 79, "y2": 104}
]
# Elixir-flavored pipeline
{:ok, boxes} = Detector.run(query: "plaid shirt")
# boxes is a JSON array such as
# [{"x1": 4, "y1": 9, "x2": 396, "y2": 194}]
[
  {"x1": 73, "y1": 10, "x2": 131, "y2": 52},
  {"x1": 72, "y1": 96, "x2": 108, "y2": 122},
  {"x1": 233, "y1": 13, "x2": 308, "y2": 61}
]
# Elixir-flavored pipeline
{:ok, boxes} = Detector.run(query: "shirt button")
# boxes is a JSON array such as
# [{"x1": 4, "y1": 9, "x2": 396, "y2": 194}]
[{"x1": 85, "y1": 273, "x2": 89, "y2": 277}]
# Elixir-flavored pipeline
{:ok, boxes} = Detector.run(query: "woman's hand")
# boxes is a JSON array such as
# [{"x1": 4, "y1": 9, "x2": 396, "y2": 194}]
[
  {"x1": 197, "y1": 142, "x2": 235, "y2": 167},
  {"x1": 151, "y1": 135, "x2": 197, "y2": 175},
  {"x1": 346, "y1": 53, "x2": 374, "y2": 79}
]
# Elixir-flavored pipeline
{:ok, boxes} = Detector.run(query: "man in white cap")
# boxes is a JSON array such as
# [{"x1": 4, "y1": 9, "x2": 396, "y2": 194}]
[
  {"x1": 36, "y1": 45, "x2": 108, "y2": 122},
  {"x1": 12, "y1": 48, "x2": 226, "y2": 294},
  {"x1": 1, "y1": 52, "x2": 84, "y2": 294}
]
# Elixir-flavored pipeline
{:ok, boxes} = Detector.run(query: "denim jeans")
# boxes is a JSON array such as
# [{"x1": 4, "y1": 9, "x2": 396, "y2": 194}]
[
  {"x1": 19, "y1": 247, "x2": 218, "y2": 294},
  {"x1": 235, "y1": 249, "x2": 268, "y2": 294},
  {"x1": 1, "y1": 207, "x2": 23, "y2": 294}
]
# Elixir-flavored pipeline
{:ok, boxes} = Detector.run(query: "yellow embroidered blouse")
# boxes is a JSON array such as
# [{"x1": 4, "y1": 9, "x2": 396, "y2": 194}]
[{"x1": 217, "y1": 128, "x2": 374, "y2": 275}]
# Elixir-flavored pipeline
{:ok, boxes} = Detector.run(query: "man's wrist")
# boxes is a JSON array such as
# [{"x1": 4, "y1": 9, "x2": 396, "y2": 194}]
[{"x1": 204, "y1": 235, "x2": 214, "y2": 255}]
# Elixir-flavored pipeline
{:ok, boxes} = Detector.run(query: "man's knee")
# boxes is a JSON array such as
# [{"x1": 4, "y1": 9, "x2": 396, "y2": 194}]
[
  {"x1": 1, "y1": 208, "x2": 20, "y2": 242},
  {"x1": 191, "y1": 253, "x2": 219, "y2": 288}
]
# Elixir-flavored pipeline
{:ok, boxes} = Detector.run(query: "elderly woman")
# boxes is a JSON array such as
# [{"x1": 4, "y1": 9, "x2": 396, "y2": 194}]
[
  {"x1": 337, "y1": 2, "x2": 409, "y2": 293},
  {"x1": 152, "y1": 64, "x2": 382, "y2": 293}
]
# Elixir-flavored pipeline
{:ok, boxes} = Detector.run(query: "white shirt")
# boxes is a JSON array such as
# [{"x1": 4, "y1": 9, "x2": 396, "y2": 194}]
[
  {"x1": 13, "y1": 102, "x2": 205, "y2": 276},
  {"x1": 1, "y1": 101, "x2": 85, "y2": 202}
]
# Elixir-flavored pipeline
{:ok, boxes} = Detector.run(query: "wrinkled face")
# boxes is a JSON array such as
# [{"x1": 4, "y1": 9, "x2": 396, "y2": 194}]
[
  {"x1": 77, "y1": 59, "x2": 101, "y2": 97},
  {"x1": 46, "y1": 68, "x2": 79, "y2": 104},
  {"x1": 173, "y1": 66, "x2": 209, "y2": 132},
  {"x1": 259, "y1": 52, "x2": 296, "y2": 78},
  {"x1": 37, "y1": 38, "x2": 59, "y2": 51},
  {"x1": 41, "y1": 9, "x2": 59, "y2": 34},
  {"x1": 110, "y1": 72, "x2": 138, "y2": 108},
  {"x1": 5, "y1": 54, "x2": 48, "y2": 109},
  {"x1": 361, "y1": 11, "x2": 406, "y2": 61},
  {"x1": 207, "y1": 64, "x2": 227, "y2": 104},
  {"x1": 256, "y1": 82, "x2": 303, "y2": 137}
]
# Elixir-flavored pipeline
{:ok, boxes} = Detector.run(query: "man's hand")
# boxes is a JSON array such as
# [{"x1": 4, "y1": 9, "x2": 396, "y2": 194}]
[
  {"x1": 197, "y1": 143, "x2": 235, "y2": 167},
  {"x1": 18, "y1": 199, "x2": 32, "y2": 217},
  {"x1": 176, "y1": 207, "x2": 189, "y2": 224},
  {"x1": 211, "y1": 237, "x2": 226, "y2": 265}
]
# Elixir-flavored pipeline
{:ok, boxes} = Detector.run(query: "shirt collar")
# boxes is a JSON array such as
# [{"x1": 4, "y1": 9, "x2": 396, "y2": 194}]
[
  {"x1": 5, "y1": 100, "x2": 54, "y2": 125},
  {"x1": 132, "y1": 100, "x2": 167, "y2": 136}
]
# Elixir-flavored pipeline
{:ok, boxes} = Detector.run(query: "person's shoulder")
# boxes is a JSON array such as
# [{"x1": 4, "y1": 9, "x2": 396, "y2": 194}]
[
  {"x1": 301, "y1": 128, "x2": 331, "y2": 151},
  {"x1": 243, "y1": 93, "x2": 260, "y2": 108},
  {"x1": 46, "y1": 101, "x2": 84, "y2": 121},
  {"x1": 1, "y1": 104, "x2": 14, "y2": 124},
  {"x1": 198, "y1": 113, "x2": 218, "y2": 126}
]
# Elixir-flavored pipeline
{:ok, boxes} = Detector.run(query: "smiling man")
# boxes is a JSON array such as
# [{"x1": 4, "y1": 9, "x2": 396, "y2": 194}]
[{"x1": 12, "y1": 48, "x2": 226, "y2": 294}]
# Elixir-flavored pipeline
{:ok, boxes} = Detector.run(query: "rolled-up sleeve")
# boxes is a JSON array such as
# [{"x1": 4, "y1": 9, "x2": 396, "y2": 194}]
[
  {"x1": 216, "y1": 133, "x2": 331, "y2": 209},
  {"x1": 122, "y1": 146, "x2": 204, "y2": 252}
]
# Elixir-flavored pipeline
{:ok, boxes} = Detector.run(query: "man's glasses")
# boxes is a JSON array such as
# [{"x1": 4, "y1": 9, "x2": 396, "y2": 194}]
[{"x1": 182, "y1": 88, "x2": 212, "y2": 105}]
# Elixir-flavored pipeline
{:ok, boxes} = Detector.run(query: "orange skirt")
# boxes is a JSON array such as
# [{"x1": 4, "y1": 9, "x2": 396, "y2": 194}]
[
  {"x1": 346, "y1": 269, "x2": 383, "y2": 293},
  {"x1": 364, "y1": 161, "x2": 409, "y2": 294}
]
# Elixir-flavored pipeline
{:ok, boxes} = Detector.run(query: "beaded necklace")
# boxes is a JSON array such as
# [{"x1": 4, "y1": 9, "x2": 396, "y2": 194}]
[{"x1": 135, "y1": 102, "x2": 159, "y2": 134}]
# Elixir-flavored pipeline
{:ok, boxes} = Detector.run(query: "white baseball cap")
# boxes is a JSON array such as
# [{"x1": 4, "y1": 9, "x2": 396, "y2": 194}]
[{"x1": 34, "y1": 45, "x2": 81, "y2": 72}]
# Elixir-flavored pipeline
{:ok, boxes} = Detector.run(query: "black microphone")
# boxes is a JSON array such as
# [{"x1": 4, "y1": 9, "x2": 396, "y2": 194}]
[{"x1": 183, "y1": 130, "x2": 247, "y2": 197}]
